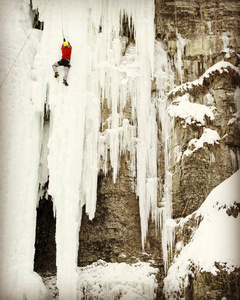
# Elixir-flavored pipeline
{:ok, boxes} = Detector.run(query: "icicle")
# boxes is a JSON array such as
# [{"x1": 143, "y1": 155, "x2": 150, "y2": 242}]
[
  {"x1": 84, "y1": 0, "x2": 159, "y2": 254},
  {"x1": 158, "y1": 97, "x2": 175, "y2": 272},
  {"x1": 176, "y1": 32, "x2": 187, "y2": 84}
]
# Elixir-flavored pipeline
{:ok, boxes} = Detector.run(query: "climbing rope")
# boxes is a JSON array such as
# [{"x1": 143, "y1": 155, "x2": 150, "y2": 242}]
[
  {"x1": 61, "y1": 0, "x2": 66, "y2": 40},
  {"x1": 61, "y1": 0, "x2": 64, "y2": 38},
  {"x1": 0, "y1": 0, "x2": 51, "y2": 89},
  {"x1": 61, "y1": 0, "x2": 69, "y2": 42}
]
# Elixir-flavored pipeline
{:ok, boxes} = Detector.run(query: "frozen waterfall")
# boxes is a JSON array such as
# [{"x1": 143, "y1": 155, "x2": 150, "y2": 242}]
[{"x1": 0, "y1": 0, "x2": 175, "y2": 299}]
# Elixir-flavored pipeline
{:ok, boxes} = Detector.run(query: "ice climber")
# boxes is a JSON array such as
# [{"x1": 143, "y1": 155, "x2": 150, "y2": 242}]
[{"x1": 52, "y1": 38, "x2": 72, "y2": 86}]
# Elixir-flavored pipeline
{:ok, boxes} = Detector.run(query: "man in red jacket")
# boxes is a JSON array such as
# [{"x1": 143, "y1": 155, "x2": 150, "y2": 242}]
[{"x1": 52, "y1": 38, "x2": 72, "y2": 86}]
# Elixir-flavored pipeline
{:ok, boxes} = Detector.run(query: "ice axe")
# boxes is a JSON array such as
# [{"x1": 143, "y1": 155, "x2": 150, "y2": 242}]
[{"x1": 62, "y1": 30, "x2": 68, "y2": 42}]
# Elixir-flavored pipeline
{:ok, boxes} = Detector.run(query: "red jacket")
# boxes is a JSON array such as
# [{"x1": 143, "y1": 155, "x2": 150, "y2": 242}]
[{"x1": 61, "y1": 43, "x2": 72, "y2": 60}]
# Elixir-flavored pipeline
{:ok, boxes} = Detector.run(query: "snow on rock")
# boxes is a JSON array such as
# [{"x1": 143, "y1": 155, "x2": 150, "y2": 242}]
[
  {"x1": 167, "y1": 93, "x2": 215, "y2": 127},
  {"x1": 169, "y1": 61, "x2": 240, "y2": 97},
  {"x1": 77, "y1": 260, "x2": 158, "y2": 300},
  {"x1": 163, "y1": 170, "x2": 240, "y2": 298},
  {"x1": 183, "y1": 128, "x2": 220, "y2": 157}
]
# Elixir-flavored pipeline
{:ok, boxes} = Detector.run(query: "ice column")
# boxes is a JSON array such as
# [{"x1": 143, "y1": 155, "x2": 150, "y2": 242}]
[
  {"x1": 44, "y1": 0, "x2": 89, "y2": 298},
  {"x1": 176, "y1": 32, "x2": 186, "y2": 84},
  {"x1": 159, "y1": 100, "x2": 174, "y2": 271},
  {"x1": 135, "y1": 5, "x2": 157, "y2": 247},
  {"x1": 155, "y1": 38, "x2": 175, "y2": 272}
]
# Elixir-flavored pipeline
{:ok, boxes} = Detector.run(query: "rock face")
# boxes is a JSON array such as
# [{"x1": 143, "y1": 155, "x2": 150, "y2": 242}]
[
  {"x1": 157, "y1": 1, "x2": 240, "y2": 298},
  {"x1": 169, "y1": 65, "x2": 240, "y2": 218},
  {"x1": 34, "y1": 196, "x2": 56, "y2": 275},
  {"x1": 155, "y1": 0, "x2": 240, "y2": 84},
  {"x1": 188, "y1": 267, "x2": 240, "y2": 300},
  {"x1": 78, "y1": 161, "x2": 143, "y2": 266},
  {"x1": 155, "y1": 0, "x2": 240, "y2": 224}
]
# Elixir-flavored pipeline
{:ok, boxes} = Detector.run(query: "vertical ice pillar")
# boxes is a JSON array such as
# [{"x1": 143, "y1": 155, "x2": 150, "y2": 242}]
[
  {"x1": 46, "y1": 1, "x2": 89, "y2": 298},
  {"x1": 134, "y1": 0, "x2": 156, "y2": 249},
  {"x1": 79, "y1": 0, "x2": 103, "y2": 220},
  {"x1": 80, "y1": 91, "x2": 100, "y2": 220},
  {"x1": 159, "y1": 99, "x2": 174, "y2": 271},
  {"x1": 48, "y1": 102, "x2": 86, "y2": 299},
  {"x1": 176, "y1": 32, "x2": 186, "y2": 84},
  {"x1": 0, "y1": 109, "x2": 47, "y2": 299},
  {"x1": 155, "y1": 38, "x2": 175, "y2": 272}
]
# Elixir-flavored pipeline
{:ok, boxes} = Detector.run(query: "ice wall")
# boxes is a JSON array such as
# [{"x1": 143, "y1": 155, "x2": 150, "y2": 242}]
[
  {"x1": 0, "y1": 0, "x2": 176, "y2": 298},
  {"x1": 0, "y1": 0, "x2": 47, "y2": 299},
  {"x1": 41, "y1": 1, "x2": 174, "y2": 292},
  {"x1": 32, "y1": 0, "x2": 91, "y2": 298}
]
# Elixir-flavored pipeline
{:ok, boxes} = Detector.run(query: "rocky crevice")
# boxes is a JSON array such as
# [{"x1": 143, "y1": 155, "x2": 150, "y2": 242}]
[
  {"x1": 29, "y1": 0, "x2": 44, "y2": 30},
  {"x1": 34, "y1": 85, "x2": 56, "y2": 275}
]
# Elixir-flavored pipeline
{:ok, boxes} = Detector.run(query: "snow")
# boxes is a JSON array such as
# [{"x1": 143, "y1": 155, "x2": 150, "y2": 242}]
[
  {"x1": 169, "y1": 61, "x2": 240, "y2": 97},
  {"x1": 183, "y1": 128, "x2": 220, "y2": 157},
  {"x1": 77, "y1": 260, "x2": 158, "y2": 300},
  {"x1": 168, "y1": 93, "x2": 215, "y2": 127},
  {"x1": 43, "y1": 260, "x2": 158, "y2": 300},
  {"x1": 167, "y1": 93, "x2": 220, "y2": 161},
  {"x1": 205, "y1": 92, "x2": 215, "y2": 105},
  {"x1": 164, "y1": 170, "x2": 240, "y2": 298}
]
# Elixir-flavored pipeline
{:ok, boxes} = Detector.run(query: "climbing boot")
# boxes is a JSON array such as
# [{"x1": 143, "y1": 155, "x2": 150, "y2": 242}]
[
  {"x1": 63, "y1": 79, "x2": 69, "y2": 86},
  {"x1": 54, "y1": 72, "x2": 59, "y2": 78}
]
